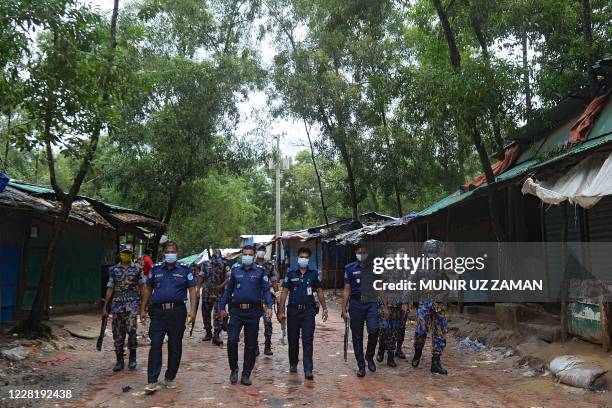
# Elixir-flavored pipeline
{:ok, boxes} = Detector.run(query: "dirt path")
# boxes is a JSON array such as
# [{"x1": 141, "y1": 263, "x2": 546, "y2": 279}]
[{"x1": 2, "y1": 301, "x2": 611, "y2": 407}]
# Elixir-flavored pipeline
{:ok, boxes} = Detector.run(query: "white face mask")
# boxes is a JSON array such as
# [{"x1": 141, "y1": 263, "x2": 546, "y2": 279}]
[{"x1": 256, "y1": 250, "x2": 266, "y2": 259}]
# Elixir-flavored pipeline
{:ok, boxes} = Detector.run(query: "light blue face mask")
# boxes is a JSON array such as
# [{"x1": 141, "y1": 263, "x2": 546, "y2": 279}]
[
  {"x1": 164, "y1": 253, "x2": 177, "y2": 264},
  {"x1": 297, "y1": 257, "x2": 309, "y2": 268},
  {"x1": 356, "y1": 253, "x2": 368, "y2": 262},
  {"x1": 242, "y1": 254, "x2": 254, "y2": 265}
]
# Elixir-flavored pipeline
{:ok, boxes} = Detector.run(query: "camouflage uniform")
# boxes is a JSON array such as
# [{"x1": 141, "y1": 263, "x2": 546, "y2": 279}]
[
  {"x1": 199, "y1": 256, "x2": 226, "y2": 341},
  {"x1": 411, "y1": 239, "x2": 448, "y2": 374},
  {"x1": 377, "y1": 266, "x2": 409, "y2": 366},
  {"x1": 107, "y1": 262, "x2": 144, "y2": 355},
  {"x1": 258, "y1": 262, "x2": 277, "y2": 338}
]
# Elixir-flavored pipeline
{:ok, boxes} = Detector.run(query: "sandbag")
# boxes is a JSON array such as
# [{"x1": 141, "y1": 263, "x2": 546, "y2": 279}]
[{"x1": 549, "y1": 355, "x2": 608, "y2": 391}]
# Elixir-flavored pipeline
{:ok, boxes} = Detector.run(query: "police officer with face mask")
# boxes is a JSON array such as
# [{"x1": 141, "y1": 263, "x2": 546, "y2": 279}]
[
  {"x1": 219, "y1": 245, "x2": 273, "y2": 386},
  {"x1": 341, "y1": 242, "x2": 380, "y2": 377},
  {"x1": 140, "y1": 241, "x2": 197, "y2": 394},
  {"x1": 276, "y1": 247, "x2": 328, "y2": 380}
]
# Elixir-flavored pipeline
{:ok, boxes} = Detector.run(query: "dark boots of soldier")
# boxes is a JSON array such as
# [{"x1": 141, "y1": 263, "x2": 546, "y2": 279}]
[
  {"x1": 202, "y1": 328, "x2": 212, "y2": 341},
  {"x1": 264, "y1": 337, "x2": 273, "y2": 356},
  {"x1": 113, "y1": 353, "x2": 124, "y2": 372},
  {"x1": 387, "y1": 351, "x2": 397, "y2": 368},
  {"x1": 212, "y1": 333, "x2": 223, "y2": 346},
  {"x1": 411, "y1": 346, "x2": 423, "y2": 368},
  {"x1": 396, "y1": 347, "x2": 406, "y2": 359},
  {"x1": 128, "y1": 349, "x2": 137, "y2": 370},
  {"x1": 431, "y1": 355, "x2": 448, "y2": 375}
]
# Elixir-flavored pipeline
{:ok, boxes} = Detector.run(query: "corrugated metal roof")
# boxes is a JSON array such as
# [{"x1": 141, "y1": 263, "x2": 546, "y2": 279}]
[{"x1": 412, "y1": 98, "x2": 612, "y2": 221}]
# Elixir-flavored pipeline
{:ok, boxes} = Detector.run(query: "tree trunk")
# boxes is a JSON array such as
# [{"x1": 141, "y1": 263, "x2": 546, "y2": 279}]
[
  {"x1": 432, "y1": 0, "x2": 507, "y2": 242},
  {"x1": 393, "y1": 181, "x2": 403, "y2": 217},
  {"x1": 19, "y1": 0, "x2": 121, "y2": 338},
  {"x1": 522, "y1": 31, "x2": 532, "y2": 115},
  {"x1": 303, "y1": 120, "x2": 329, "y2": 226},
  {"x1": 580, "y1": 0, "x2": 597, "y2": 99},
  {"x1": 151, "y1": 179, "x2": 182, "y2": 258},
  {"x1": 338, "y1": 139, "x2": 359, "y2": 222}
]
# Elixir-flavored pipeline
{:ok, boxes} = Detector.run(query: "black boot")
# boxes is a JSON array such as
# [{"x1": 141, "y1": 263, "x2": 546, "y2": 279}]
[
  {"x1": 431, "y1": 355, "x2": 448, "y2": 375},
  {"x1": 128, "y1": 349, "x2": 137, "y2": 370},
  {"x1": 264, "y1": 337, "x2": 273, "y2": 356},
  {"x1": 113, "y1": 353, "x2": 124, "y2": 372},
  {"x1": 387, "y1": 351, "x2": 397, "y2": 368},
  {"x1": 411, "y1": 346, "x2": 423, "y2": 368},
  {"x1": 255, "y1": 346, "x2": 260, "y2": 357},
  {"x1": 202, "y1": 328, "x2": 212, "y2": 341},
  {"x1": 396, "y1": 348, "x2": 406, "y2": 359},
  {"x1": 376, "y1": 346, "x2": 384, "y2": 362},
  {"x1": 212, "y1": 333, "x2": 223, "y2": 346},
  {"x1": 356, "y1": 366, "x2": 366, "y2": 377},
  {"x1": 230, "y1": 369, "x2": 239, "y2": 384},
  {"x1": 366, "y1": 358, "x2": 376, "y2": 372}
]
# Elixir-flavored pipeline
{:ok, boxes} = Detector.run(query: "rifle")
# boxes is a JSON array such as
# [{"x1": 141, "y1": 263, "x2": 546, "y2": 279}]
[
  {"x1": 96, "y1": 302, "x2": 110, "y2": 351},
  {"x1": 343, "y1": 314, "x2": 350, "y2": 362},
  {"x1": 273, "y1": 301, "x2": 287, "y2": 345},
  {"x1": 190, "y1": 295, "x2": 200, "y2": 337},
  {"x1": 280, "y1": 317, "x2": 287, "y2": 345}
]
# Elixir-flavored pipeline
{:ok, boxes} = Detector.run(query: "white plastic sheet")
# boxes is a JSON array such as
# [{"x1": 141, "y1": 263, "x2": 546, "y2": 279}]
[{"x1": 521, "y1": 152, "x2": 612, "y2": 209}]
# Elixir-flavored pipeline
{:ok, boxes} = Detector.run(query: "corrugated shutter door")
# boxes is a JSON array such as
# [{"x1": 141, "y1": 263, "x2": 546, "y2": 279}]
[
  {"x1": 587, "y1": 195, "x2": 612, "y2": 279},
  {"x1": 544, "y1": 205, "x2": 584, "y2": 299},
  {"x1": 588, "y1": 196, "x2": 612, "y2": 241}
]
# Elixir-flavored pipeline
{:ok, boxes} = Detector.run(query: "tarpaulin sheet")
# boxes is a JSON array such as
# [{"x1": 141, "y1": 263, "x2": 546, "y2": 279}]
[
  {"x1": 521, "y1": 151, "x2": 612, "y2": 209},
  {"x1": 567, "y1": 92, "x2": 610, "y2": 146},
  {"x1": 463, "y1": 145, "x2": 520, "y2": 191}
]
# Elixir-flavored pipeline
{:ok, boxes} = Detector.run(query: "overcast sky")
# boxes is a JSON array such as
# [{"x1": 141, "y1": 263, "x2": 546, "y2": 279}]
[{"x1": 88, "y1": 0, "x2": 309, "y2": 158}]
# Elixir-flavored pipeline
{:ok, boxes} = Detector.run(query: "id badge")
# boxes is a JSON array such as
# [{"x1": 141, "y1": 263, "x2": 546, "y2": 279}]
[
  {"x1": 356, "y1": 278, "x2": 360, "y2": 284},
  {"x1": 237, "y1": 283, "x2": 241, "y2": 289},
  {"x1": 307, "y1": 287, "x2": 312, "y2": 295}
]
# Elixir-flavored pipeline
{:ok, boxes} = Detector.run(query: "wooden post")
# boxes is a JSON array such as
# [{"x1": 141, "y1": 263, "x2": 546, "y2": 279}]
[
  {"x1": 600, "y1": 297, "x2": 611, "y2": 351},
  {"x1": 560, "y1": 202, "x2": 569, "y2": 342},
  {"x1": 334, "y1": 244, "x2": 339, "y2": 295}
]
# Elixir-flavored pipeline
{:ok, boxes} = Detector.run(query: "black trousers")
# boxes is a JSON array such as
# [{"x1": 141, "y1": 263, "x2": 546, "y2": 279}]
[
  {"x1": 287, "y1": 306, "x2": 316, "y2": 372},
  {"x1": 147, "y1": 304, "x2": 186, "y2": 384},
  {"x1": 227, "y1": 307, "x2": 261, "y2": 377}
]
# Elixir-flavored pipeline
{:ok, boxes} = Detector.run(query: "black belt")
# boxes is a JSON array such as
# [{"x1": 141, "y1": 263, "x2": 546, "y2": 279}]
[
  {"x1": 350, "y1": 294, "x2": 373, "y2": 302},
  {"x1": 230, "y1": 303, "x2": 261, "y2": 310},
  {"x1": 152, "y1": 302, "x2": 184, "y2": 310},
  {"x1": 287, "y1": 303, "x2": 316, "y2": 310}
]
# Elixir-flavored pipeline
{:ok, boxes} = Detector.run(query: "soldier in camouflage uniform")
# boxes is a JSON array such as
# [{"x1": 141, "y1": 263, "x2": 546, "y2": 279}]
[
  {"x1": 411, "y1": 239, "x2": 448, "y2": 375},
  {"x1": 255, "y1": 245, "x2": 278, "y2": 356},
  {"x1": 376, "y1": 248, "x2": 409, "y2": 367},
  {"x1": 196, "y1": 249, "x2": 226, "y2": 343},
  {"x1": 102, "y1": 244, "x2": 145, "y2": 372}
]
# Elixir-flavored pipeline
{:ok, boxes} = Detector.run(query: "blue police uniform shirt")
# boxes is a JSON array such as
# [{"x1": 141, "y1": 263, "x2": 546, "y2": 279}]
[
  {"x1": 344, "y1": 261, "x2": 365, "y2": 296},
  {"x1": 147, "y1": 262, "x2": 196, "y2": 304},
  {"x1": 219, "y1": 263, "x2": 273, "y2": 309},
  {"x1": 282, "y1": 268, "x2": 321, "y2": 305}
]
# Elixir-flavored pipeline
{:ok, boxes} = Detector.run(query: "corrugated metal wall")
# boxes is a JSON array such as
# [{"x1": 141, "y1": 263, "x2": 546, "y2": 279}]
[
  {"x1": 587, "y1": 195, "x2": 612, "y2": 279},
  {"x1": 22, "y1": 218, "x2": 115, "y2": 308},
  {"x1": 0, "y1": 209, "x2": 25, "y2": 321}
]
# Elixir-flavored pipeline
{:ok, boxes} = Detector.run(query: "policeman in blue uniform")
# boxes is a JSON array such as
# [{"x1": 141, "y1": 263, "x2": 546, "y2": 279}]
[
  {"x1": 218, "y1": 245, "x2": 273, "y2": 386},
  {"x1": 341, "y1": 242, "x2": 380, "y2": 377},
  {"x1": 276, "y1": 247, "x2": 328, "y2": 380},
  {"x1": 140, "y1": 241, "x2": 197, "y2": 394},
  {"x1": 102, "y1": 244, "x2": 145, "y2": 372}
]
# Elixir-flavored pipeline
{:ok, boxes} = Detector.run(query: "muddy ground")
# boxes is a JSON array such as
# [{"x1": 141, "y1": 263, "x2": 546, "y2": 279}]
[{"x1": 1, "y1": 298, "x2": 611, "y2": 407}]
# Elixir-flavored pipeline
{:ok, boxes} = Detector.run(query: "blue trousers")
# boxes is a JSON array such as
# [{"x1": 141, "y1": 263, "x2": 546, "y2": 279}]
[
  {"x1": 227, "y1": 307, "x2": 261, "y2": 377},
  {"x1": 348, "y1": 300, "x2": 379, "y2": 368},
  {"x1": 147, "y1": 304, "x2": 186, "y2": 384},
  {"x1": 287, "y1": 306, "x2": 316, "y2": 372}
]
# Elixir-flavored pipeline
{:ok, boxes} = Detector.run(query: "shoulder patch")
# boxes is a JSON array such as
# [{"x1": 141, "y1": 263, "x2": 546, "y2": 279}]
[
  {"x1": 187, "y1": 273, "x2": 194, "y2": 281},
  {"x1": 263, "y1": 275, "x2": 269, "y2": 282}
]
